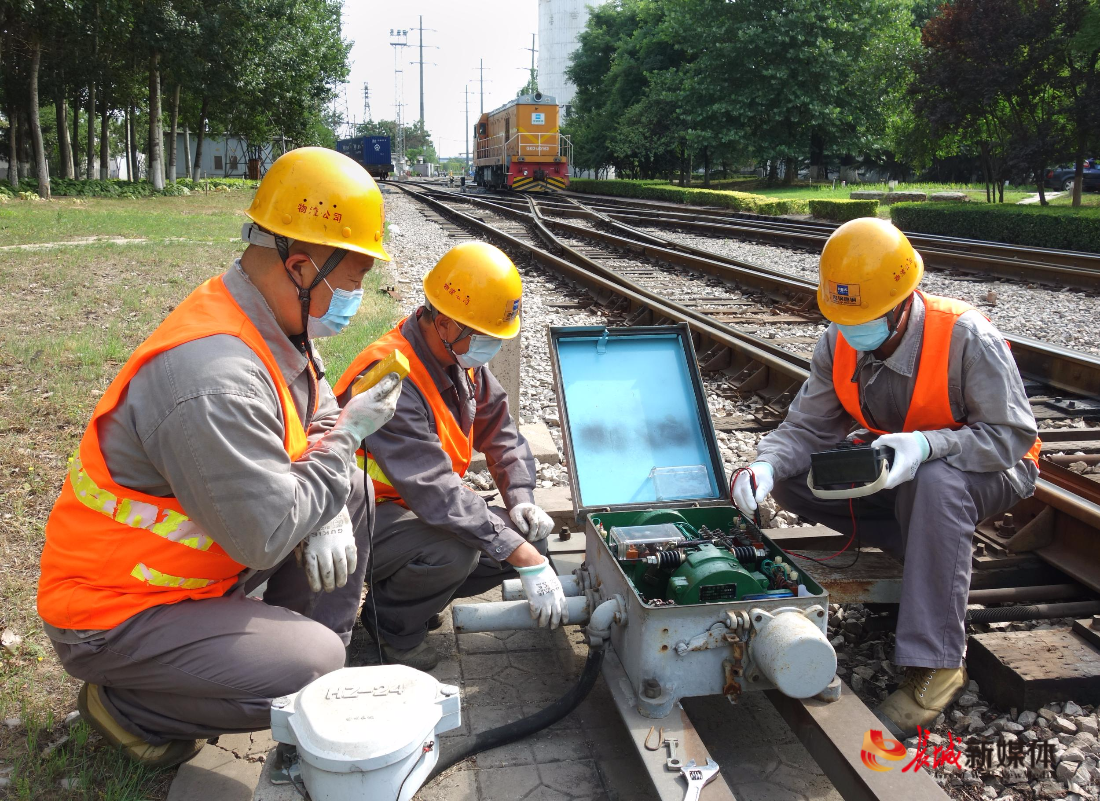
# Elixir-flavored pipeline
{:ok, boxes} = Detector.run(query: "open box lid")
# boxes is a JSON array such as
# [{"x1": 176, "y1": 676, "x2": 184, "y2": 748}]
[{"x1": 548, "y1": 324, "x2": 730, "y2": 520}]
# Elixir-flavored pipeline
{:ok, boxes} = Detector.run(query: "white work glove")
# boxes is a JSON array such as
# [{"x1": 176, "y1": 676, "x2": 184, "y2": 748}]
[
  {"x1": 335, "y1": 373, "x2": 403, "y2": 442},
  {"x1": 300, "y1": 506, "x2": 357, "y2": 593},
  {"x1": 509, "y1": 502, "x2": 555, "y2": 543},
  {"x1": 875, "y1": 432, "x2": 931, "y2": 490},
  {"x1": 732, "y1": 462, "x2": 775, "y2": 513},
  {"x1": 515, "y1": 557, "x2": 567, "y2": 629}
]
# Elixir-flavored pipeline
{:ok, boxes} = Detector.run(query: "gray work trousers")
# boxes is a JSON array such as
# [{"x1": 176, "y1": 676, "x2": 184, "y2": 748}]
[
  {"x1": 771, "y1": 459, "x2": 1020, "y2": 670},
  {"x1": 362, "y1": 502, "x2": 548, "y2": 650},
  {"x1": 49, "y1": 472, "x2": 373, "y2": 744}
]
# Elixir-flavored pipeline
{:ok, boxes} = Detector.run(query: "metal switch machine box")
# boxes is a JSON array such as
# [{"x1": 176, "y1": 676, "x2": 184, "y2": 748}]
[{"x1": 547, "y1": 325, "x2": 836, "y2": 716}]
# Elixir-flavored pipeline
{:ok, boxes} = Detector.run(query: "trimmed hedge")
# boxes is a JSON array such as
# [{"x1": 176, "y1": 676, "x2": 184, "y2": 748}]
[
  {"x1": 570, "y1": 178, "x2": 808, "y2": 215},
  {"x1": 808, "y1": 199, "x2": 879, "y2": 222},
  {"x1": 890, "y1": 202, "x2": 1100, "y2": 254},
  {"x1": 0, "y1": 177, "x2": 258, "y2": 199}
]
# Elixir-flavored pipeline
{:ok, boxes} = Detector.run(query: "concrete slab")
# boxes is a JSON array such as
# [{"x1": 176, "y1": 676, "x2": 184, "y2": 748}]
[
  {"x1": 533, "y1": 485, "x2": 575, "y2": 530},
  {"x1": 488, "y1": 332, "x2": 522, "y2": 422},
  {"x1": 168, "y1": 736, "x2": 268, "y2": 801},
  {"x1": 469, "y1": 421, "x2": 561, "y2": 473}
]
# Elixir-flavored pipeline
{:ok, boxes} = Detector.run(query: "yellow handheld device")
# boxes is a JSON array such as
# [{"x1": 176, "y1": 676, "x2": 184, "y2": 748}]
[{"x1": 350, "y1": 350, "x2": 410, "y2": 397}]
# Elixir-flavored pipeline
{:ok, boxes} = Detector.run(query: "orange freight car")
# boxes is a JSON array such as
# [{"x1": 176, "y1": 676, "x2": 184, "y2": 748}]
[{"x1": 473, "y1": 92, "x2": 572, "y2": 191}]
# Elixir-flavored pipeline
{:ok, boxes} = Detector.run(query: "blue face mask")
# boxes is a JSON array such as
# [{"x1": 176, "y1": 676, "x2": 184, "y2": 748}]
[
  {"x1": 456, "y1": 334, "x2": 503, "y2": 369},
  {"x1": 307, "y1": 276, "x2": 363, "y2": 338},
  {"x1": 837, "y1": 317, "x2": 890, "y2": 352}
]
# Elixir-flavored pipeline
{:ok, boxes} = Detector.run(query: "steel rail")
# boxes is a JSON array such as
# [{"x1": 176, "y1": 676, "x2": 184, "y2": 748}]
[
  {"x1": 395, "y1": 182, "x2": 952, "y2": 801},
  {"x1": 418, "y1": 186, "x2": 1100, "y2": 403},
  {"x1": 391, "y1": 185, "x2": 810, "y2": 396},
  {"x1": 396, "y1": 181, "x2": 1100, "y2": 801},
  {"x1": 550, "y1": 190, "x2": 1100, "y2": 290}
]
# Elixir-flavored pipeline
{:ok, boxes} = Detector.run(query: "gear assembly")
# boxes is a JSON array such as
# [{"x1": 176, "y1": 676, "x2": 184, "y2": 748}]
[{"x1": 262, "y1": 323, "x2": 841, "y2": 801}]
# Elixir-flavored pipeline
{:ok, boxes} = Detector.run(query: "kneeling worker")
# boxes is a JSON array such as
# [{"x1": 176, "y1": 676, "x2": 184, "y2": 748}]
[
  {"x1": 732, "y1": 218, "x2": 1040, "y2": 738},
  {"x1": 334, "y1": 242, "x2": 564, "y2": 671},
  {"x1": 37, "y1": 148, "x2": 403, "y2": 766}
]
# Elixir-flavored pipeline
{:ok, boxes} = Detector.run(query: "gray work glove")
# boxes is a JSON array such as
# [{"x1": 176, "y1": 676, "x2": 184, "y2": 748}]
[
  {"x1": 334, "y1": 373, "x2": 403, "y2": 441},
  {"x1": 300, "y1": 506, "x2": 357, "y2": 592},
  {"x1": 515, "y1": 557, "x2": 567, "y2": 628},
  {"x1": 509, "y1": 502, "x2": 555, "y2": 542}
]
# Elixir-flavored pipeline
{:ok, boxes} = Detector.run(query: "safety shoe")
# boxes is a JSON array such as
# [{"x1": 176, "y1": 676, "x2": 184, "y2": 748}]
[
  {"x1": 78, "y1": 683, "x2": 203, "y2": 768},
  {"x1": 381, "y1": 641, "x2": 440, "y2": 671},
  {"x1": 875, "y1": 667, "x2": 968, "y2": 739},
  {"x1": 427, "y1": 613, "x2": 445, "y2": 631}
]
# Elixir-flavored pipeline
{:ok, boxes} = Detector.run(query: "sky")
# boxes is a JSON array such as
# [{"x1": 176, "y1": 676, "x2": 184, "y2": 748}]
[{"x1": 340, "y1": 1, "x2": 540, "y2": 159}]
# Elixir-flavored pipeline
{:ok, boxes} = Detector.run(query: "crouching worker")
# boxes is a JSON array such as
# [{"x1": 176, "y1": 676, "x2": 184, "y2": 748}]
[
  {"x1": 333, "y1": 242, "x2": 564, "y2": 671},
  {"x1": 36, "y1": 148, "x2": 404, "y2": 767},
  {"x1": 731, "y1": 218, "x2": 1040, "y2": 738}
]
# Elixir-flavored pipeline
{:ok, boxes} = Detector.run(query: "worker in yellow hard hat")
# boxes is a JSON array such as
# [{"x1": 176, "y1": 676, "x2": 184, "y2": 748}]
[
  {"x1": 37, "y1": 147, "x2": 404, "y2": 767},
  {"x1": 333, "y1": 241, "x2": 563, "y2": 670},
  {"x1": 731, "y1": 218, "x2": 1040, "y2": 738}
]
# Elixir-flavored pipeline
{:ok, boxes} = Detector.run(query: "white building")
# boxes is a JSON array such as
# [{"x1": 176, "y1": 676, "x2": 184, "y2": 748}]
[{"x1": 537, "y1": 0, "x2": 602, "y2": 117}]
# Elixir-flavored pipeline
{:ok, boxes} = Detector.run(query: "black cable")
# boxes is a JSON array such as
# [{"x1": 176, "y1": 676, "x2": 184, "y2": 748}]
[
  {"x1": 426, "y1": 646, "x2": 606, "y2": 783},
  {"x1": 365, "y1": 462, "x2": 384, "y2": 666},
  {"x1": 397, "y1": 740, "x2": 434, "y2": 800}
]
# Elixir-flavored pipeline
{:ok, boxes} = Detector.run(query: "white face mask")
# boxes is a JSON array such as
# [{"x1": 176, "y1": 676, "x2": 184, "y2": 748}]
[{"x1": 455, "y1": 334, "x2": 503, "y2": 368}]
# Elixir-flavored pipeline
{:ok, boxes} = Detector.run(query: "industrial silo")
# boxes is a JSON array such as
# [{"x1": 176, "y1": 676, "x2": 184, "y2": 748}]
[{"x1": 537, "y1": 0, "x2": 599, "y2": 116}]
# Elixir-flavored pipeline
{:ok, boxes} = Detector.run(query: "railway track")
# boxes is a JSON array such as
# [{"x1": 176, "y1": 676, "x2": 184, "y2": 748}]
[
  {"x1": 483, "y1": 189, "x2": 1100, "y2": 292},
  {"x1": 391, "y1": 181, "x2": 1100, "y2": 801},
  {"x1": 395, "y1": 180, "x2": 1100, "y2": 572}
]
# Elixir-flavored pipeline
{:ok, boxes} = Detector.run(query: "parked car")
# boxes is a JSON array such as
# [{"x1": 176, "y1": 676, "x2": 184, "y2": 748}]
[{"x1": 1045, "y1": 159, "x2": 1100, "y2": 191}]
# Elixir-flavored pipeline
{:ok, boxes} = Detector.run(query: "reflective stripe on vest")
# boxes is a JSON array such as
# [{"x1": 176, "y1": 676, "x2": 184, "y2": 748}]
[
  {"x1": 832, "y1": 290, "x2": 1040, "y2": 467},
  {"x1": 38, "y1": 275, "x2": 310, "y2": 630},
  {"x1": 334, "y1": 320, "x2": 474, "y2": 505}
]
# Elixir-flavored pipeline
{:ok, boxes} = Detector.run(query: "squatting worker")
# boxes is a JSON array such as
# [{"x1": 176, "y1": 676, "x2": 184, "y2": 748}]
[
  {"x1": 333, "y1": 242, "x2": 565, "y2": 671},
  {"x1": 731, "y1": 218, "x2": 1040, "y2": 739},
  {"x1": 36, "y1": 148, "x2": 404, "y2": 768}
]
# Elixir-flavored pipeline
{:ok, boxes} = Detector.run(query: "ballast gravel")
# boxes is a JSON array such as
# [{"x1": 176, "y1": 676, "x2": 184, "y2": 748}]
[
  {"x1": 630, "y1": 226, "x2": 1100, "y2": 356},
  {"x1": 385, "y1": 189, "x2": 1100, "y2": 799}
]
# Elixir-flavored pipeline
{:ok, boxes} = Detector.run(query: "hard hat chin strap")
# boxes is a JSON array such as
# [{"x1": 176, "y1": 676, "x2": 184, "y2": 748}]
[
  {"x1": 424, "y1": 300, "x2": 473, "y2": 362},
  {"x1": 273, "y1": 234, "x2": 349, "y2": 338}
]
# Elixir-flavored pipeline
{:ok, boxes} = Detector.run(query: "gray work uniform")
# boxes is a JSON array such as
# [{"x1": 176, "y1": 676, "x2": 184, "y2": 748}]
[
  {"x1": 338, "y1": 310, "x2": 542, "y2": 650},
  {"x1": 755, "y1": 293, "x2": 1038, "y2": 670},
  {"x1": 44, "y1": 263, "x2": 372, "y2": 744}
]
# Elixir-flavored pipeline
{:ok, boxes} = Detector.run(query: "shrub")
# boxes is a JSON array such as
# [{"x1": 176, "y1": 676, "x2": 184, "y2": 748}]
[
  {"x1": 570, "y1": 178, "x2": 808, "y2": 215},
  {"x1": 890, "y1": 202, "x2": 1100, "y2": 254},
  {"x1": 809, "y1": 199, "x2": 879, "y2": 222}
]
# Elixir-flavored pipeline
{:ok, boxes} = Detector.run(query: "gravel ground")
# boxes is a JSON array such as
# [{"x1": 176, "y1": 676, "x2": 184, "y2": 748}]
[
  {"x1": 387, "y1": 189, "x2": 1100, "y2": 799},
  {"x1": 630, "y1": 226, "x2": 1100, "y2": 356},
  {"x1": 829, "y1": 603, "x2": 1100, "y2": 801}
]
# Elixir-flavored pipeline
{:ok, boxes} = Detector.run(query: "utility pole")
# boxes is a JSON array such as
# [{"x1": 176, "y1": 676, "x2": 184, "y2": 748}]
[
  {"x1": 390, "y1": 28, "x2": 409, "y2": 170},
  {"x1": 479, "y1": 59, "x2": 485, "y2": 114},
  {"x1": 521, "y1": 34, "x2": 538, "y2": 92},
  {"x1": 363, "y1": 82, "x2": 372, "y2": 122},
  {"x1": 418, "y1": 15, "x2": 424, "y2": 127},
  {"x1": 465, "y1": 86, "x2": 470, "y2": 178}
]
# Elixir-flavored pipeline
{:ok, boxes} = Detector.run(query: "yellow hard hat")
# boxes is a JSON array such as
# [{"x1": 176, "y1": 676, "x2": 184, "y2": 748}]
[
  {"x1": 817, "y1": 217, "x2": 923, "y2": 325},
  {"x1": 423, "y1": 242, "x2": 522, "y2": 339},
  {"x1": 246, "y1": 147, "x2": 390, "y2": 261}
]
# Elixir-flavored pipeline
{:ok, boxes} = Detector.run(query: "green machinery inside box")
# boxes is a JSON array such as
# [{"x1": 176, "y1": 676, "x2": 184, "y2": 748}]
[{"x1": 591, "y1": 506, "x2": 824, "y2": 608}]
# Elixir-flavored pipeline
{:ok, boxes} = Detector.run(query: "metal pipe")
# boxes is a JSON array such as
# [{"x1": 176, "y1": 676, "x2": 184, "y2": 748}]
[
  {"x1": 501, "y1": 575, "x2": 582, "y2": 601},
  {"x1": 452, "y1": 596, "x2": 591, "y2": 632},
  {"x1": 967, "y1": 584, "x2": 1090, "y2": 605},
  {"x1": 966, "y1": 600, "x2": 1100, "y2": 624}
]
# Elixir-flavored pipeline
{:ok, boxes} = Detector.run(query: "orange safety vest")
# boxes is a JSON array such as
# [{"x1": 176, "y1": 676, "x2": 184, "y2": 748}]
[
  {"x1": 333, "y1": 319, "x2": 474, "y2": 505},
  {"x1": 832, "y1": 290, "x2": 1041, "y2": 467},
  {"x1": 38, "y1": 275, "x2": 312, "y2": 630}
]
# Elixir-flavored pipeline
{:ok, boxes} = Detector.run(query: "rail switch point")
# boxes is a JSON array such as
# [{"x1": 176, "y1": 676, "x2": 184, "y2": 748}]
[{"x1": 351, "y1": 350, "x2": 410, "y2": 396}]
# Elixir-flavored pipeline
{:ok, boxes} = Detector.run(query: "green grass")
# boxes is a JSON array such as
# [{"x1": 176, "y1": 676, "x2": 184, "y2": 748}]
[
  {"x1": 1046, "y1": 191, "x2": 1100, "y2": 207},
  {"x1": 0, "y1": 192, "x2": 397, "y2": 799},
  {"x1": 0, "y1": 193, "x2": 251, "y2": 246},
  {"x1": 735, "y1": 182, "x2": 1033, "y2": 204}
]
